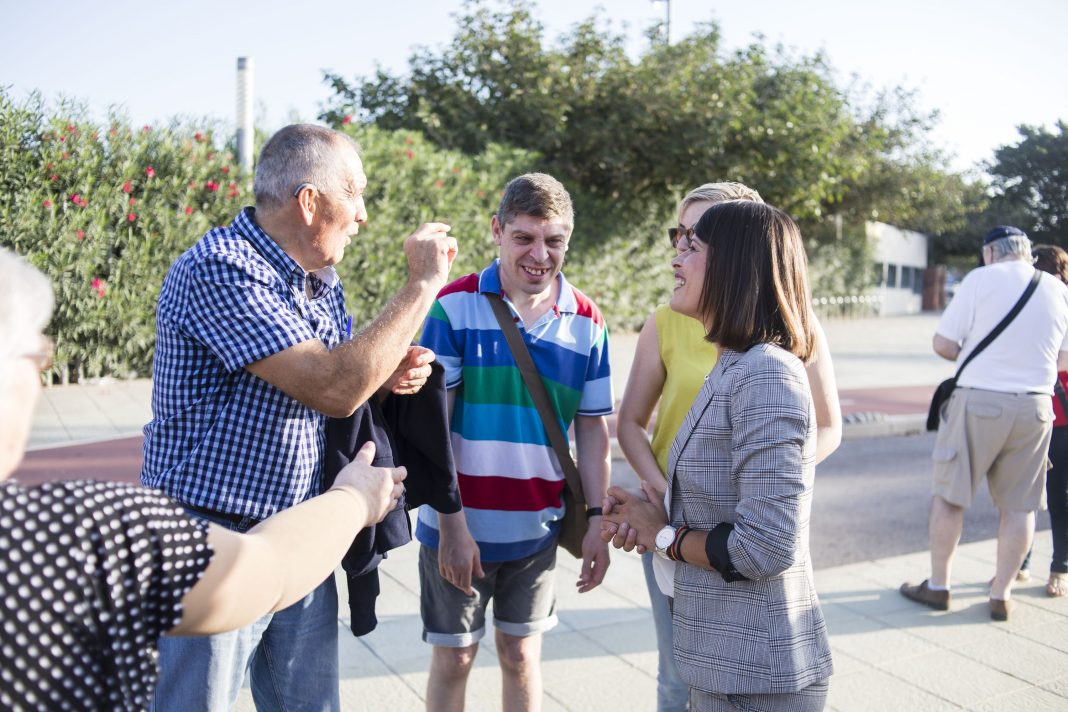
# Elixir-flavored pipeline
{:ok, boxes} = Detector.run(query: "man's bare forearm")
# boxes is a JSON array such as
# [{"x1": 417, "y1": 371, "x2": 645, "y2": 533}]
[
  {"x1": 575, "y1": 415, "x2": 611, "y2": 506},
  {"x1": 329, "y1": 279, "x2": 439, "y2": 411}
]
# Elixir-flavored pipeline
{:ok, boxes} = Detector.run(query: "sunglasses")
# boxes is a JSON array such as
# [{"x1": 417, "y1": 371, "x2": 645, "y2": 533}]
[{"x1": 667, "y1": 224, "x2": 697, "y2": 250}]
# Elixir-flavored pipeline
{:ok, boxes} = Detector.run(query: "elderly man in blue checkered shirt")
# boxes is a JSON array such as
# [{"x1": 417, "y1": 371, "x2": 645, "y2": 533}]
[{"x1": 141, "y1": 124, "x2": 458, "y2": 712}]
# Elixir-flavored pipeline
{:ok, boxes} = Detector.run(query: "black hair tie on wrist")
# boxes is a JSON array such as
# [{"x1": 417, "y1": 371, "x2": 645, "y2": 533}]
[{"x1": 585, "y1": 507, "x2": 604, "y2": 519}]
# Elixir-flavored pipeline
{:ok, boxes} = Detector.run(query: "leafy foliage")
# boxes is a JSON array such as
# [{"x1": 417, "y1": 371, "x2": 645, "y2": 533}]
[
  {"x1": 0, "y1": 91, "x2": 243, "y2": 382},
  {"x1": 932, "y1": 122, "x2": 1066, "y2": 263},
  {"x1": 989, "y1": 121, "x2": 1067, "y2": 245},
  {"x1": 321, "y1": 0, "x2": 982, "y2": 315},
  {"x1": 0, "y1": 89, "x2": 540, "y2": 380}
]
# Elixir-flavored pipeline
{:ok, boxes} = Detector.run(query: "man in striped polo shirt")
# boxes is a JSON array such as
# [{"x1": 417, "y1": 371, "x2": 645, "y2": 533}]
[{"x1": 416, "y1": 173, "x2": 613, "y2": 710}]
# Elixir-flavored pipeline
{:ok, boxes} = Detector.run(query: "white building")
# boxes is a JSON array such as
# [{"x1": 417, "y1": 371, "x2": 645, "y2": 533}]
[{"x1": 870, "y1": 222, "x2": 928, "y2": 316}]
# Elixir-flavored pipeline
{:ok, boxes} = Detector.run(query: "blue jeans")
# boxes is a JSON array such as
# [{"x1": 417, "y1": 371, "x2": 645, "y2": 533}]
[
  {"x1": 152, "y1": 511, "x2": 341, "y2": 712},
  {"x1": 642, "y1": 551, "x2": 689, "y2": 712}
]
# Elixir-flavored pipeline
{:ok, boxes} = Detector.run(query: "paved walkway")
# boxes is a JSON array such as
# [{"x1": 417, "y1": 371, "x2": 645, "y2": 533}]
[{"x1": 19, "y1": 313, "x2": 1068, "y2": 710}]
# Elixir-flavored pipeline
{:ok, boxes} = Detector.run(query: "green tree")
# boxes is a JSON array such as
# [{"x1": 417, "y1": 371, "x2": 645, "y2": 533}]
[
  {"x1": 988, "y1": 121, "x2": 1067, "y2": 245},
  {"x1": 322, "y1": 0, "x2": 974, "y2": 238}
]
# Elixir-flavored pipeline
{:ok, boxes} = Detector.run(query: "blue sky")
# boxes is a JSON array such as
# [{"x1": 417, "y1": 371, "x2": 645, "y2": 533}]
[{"x1": 3, "y1": 0, "x2": 1064, "y2": 175}]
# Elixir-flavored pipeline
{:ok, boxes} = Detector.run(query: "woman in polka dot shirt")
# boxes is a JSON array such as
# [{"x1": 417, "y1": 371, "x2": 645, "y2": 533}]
[{"x1": 0, "y1": 249, "x2": 407, "y2": 711}]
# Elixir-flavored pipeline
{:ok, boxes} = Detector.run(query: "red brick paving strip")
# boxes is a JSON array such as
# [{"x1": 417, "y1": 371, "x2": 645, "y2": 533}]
[{"x1": 14, "y1": 436, "x2": 143, "y2": 487}]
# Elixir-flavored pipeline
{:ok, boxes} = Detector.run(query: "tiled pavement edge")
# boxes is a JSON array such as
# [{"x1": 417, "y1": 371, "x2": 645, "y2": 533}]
[
  {"x1": 224, "y1": 516, "x2": 1068, "y2": 712},
  {"x1": 26, "y1": 315, "x2": 1068, "y2": 710}
]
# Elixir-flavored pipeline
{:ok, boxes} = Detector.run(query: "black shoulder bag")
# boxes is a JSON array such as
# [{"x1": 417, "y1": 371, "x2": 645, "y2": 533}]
[
  {"x1": 485, "y1": 293, "x2": 588, "y2": 559},
  {"x1": 926, "y1": 270, "x2": 1042, "y2": 431}
]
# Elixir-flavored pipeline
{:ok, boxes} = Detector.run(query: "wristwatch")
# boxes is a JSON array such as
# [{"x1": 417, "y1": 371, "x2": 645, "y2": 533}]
[{"x1": 654, "y1": 525, "x2": 677, "y2": 560}]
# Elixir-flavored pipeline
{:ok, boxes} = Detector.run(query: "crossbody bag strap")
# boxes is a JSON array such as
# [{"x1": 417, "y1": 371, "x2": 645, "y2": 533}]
[
  {"x1": 954, "y1": 269, "x2": 1041, "y2": 380},
  {"x1": 1055, "y1": 380, "x2": 1068, "y2": 417},
  {"x1": 485, "y1": 293, "x2": 586, "y2": 507}
]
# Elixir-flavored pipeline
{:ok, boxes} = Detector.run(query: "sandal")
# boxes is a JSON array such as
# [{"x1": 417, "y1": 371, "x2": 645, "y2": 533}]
[{"x1": 1047, "y1": 573, "x2": 1068, "y2": 598}]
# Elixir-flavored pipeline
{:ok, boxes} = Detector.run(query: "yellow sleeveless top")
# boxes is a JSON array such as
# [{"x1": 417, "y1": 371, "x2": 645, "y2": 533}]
[{"x1": 650, "y1": 304, "x2": 719, "y2": 475}]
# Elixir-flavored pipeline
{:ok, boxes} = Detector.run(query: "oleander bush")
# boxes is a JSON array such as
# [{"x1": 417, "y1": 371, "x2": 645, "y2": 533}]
[
  {"x1": 0, "y1": 92, "x2": 245, "y2": 382},
  {"x1": 0, "y1": 91, "x2": 596, "y2": 382}
]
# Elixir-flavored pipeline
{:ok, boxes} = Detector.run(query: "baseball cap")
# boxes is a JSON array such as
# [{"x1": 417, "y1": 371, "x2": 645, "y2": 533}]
[{"x1": 983, "y1": 225, "x2": 1027, "y2": 245}]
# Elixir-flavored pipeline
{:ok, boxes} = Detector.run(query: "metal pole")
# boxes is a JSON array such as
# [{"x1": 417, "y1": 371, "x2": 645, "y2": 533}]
[
  {"x1": 650, "y1": 0, "x2": 671, "y2": 44},
  {"x1": 664, "y1": 0, "x2": 671, "y2": 45},
  {"x1": 236, "y1": 57, "x2": 254, "y2": 175}
]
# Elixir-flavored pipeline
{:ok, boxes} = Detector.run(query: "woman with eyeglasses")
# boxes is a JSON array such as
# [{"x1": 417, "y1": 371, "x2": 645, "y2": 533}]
[
  {"x1": 607, "y1": 200, "x2": 835, "y2": 710},
  {"x1": 0, "y1": 248, "x2": 406, "y2": 711},
  {"x1": 613, "y1": 183, "x2": 840, "y2": 711}
]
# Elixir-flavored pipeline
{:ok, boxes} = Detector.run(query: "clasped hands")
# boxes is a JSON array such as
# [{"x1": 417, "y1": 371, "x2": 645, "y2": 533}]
[{"x1": 599, "y1": 480, "x2": 669, "y2": 554}]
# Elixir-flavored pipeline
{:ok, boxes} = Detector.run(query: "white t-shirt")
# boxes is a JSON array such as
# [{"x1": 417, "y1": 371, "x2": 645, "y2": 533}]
[{"x1": 937, "y1": 259, "x2": 1068, "y2": 394}]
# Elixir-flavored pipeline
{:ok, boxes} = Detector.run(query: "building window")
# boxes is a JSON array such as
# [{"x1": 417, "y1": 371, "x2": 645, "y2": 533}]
[
  {"x1": 901, "y1": 266, "x2": 913, "y2": 289},
  {"x1": 887, "y1": 264, "x2": 898, "y2": 288}
]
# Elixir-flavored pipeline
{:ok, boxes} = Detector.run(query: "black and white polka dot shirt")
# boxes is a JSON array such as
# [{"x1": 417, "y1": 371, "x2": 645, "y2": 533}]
[{"x1": 0, "y1": 480, "x2": 213, "y2": 711}]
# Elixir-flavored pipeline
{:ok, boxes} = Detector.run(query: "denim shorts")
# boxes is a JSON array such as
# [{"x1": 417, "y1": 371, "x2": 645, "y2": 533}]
[{"x1": 418, "y1": 543, "x2": 559, "y2": 648}]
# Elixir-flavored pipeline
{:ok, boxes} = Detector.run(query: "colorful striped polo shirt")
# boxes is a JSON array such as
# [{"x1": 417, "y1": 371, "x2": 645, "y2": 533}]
[{"x1": 416, "y1": 259, "x2": 613, "y2": 561}]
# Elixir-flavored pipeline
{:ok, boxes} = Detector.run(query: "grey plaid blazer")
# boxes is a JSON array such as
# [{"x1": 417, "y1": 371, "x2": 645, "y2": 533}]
[{"x1": 666, "y1": 344, "x2": 834, "y2": 695}]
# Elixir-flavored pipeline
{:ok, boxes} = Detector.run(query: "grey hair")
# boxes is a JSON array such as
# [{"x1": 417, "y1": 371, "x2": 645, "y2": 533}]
[
  {"x1": 680, "y1": 182, "x2": 763, "y2": 213},
  {"x1": 0, "y1": 249, "x2": 53, "y2": 376},
  {"x1": 987, "y1": 235, "x2": 1033, "y2": 262},
  {"x1": 253, "y1": 124, "x2": 361, "y2": 211}
]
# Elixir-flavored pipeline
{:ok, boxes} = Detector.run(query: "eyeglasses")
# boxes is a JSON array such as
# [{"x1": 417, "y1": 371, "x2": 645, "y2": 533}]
[
  {"x1": 292, "y1": 183, "x2": 316, "y2": 198},
  {"x1": 668, "y1": 224, "x2": 696, "y2": 250},
  {"x1": 22, "y1": 336, "x2": 54, "y2": 372}
]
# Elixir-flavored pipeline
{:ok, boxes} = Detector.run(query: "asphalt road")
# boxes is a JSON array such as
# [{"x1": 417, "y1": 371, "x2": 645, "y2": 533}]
[
  {"x1": 609, "y1": 432, "x2": 1053, "y2": 570},
  {"x1": 18, "y1": 432, "x2": 1053, "y2": 572}
]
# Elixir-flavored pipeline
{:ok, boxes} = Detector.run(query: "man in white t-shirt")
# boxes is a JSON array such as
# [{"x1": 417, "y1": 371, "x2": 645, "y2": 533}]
[{"x1": 901, "y1": 226, "x2": 1068, "y2": 621}]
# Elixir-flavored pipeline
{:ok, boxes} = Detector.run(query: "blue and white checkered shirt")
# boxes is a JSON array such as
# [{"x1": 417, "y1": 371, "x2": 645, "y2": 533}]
[{"x1": 141, "y1": 208, "x2": 348, "y2": 520}]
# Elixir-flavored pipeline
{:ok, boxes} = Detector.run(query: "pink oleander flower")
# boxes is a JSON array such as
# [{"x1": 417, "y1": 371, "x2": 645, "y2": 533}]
[
  {"x1": 76, "y1": 230, "x2": 85, "y2": 241},
  {"x1": 145, "y1": 166, "x2": 155, "y2": 178},
  {"x1": 43, "y1": 199, "x2": 53, "y2": 208},
  {"x1": 49, "y1": 174, "x2": 58, "y2": 182},
  {"x1": 142, "y1": 125, "x2": 151, "y2": 133},
  {"x1": 65, "y1": 124, "x2": 75, "y2": 133},
  {"x1": 434, "y1": 180, "x2": 444, "y2": 189},
  {"x1": 129, "y1": 197, "x2": 136, "y2": 206},
  {"x1": 221, "y1": 165, "x2": 230, "y2": 174},
  {"x1": 405, "y1": 150, "x2": 414, "y2": 160},
  {"x1": 91, "y1": 277, "x2": 106, "y2": 297},
  {"x1": 205, "y1": 180, "x2": 219, "y2": 192},
  {"x1": 341, "y1": 115, "x2": 353, "y2": 125},
  {"x1": 184, "y1": 206, "x2": 194, "y2": 215},
  {"x1": 127, "y1": 213, "x2": 136, "y2": 222},
  {"x1": 194, "y1": 132, "x2": 203, "y2": 142},
  {"x1": 122, "y1": 180, "x2": 132, "y2": 193}
]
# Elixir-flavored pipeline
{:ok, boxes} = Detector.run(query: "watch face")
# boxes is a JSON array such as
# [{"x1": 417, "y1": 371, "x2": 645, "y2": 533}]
[{"x1": 655, "y1": 526, "x2": 676, "y2": 551}]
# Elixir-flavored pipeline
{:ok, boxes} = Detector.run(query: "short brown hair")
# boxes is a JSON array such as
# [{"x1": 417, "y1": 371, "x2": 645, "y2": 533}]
[
  {"x1": 496, "y1": 173, "x2": 573, "y2": 231},
  {"x1": 694, "y1": 201, "x2": 815, "y2": 362},
  {"x1": 1033, "y1": 244, "x2": 1068, "y2": 285}
]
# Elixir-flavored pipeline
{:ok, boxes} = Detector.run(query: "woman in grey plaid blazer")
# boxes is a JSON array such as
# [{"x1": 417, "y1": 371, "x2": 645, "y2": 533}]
[{"x1": 603, "y1": 201, "x2": 833, "y2": 711}]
